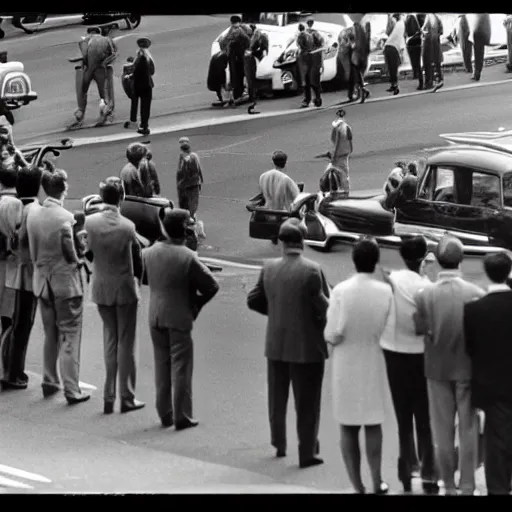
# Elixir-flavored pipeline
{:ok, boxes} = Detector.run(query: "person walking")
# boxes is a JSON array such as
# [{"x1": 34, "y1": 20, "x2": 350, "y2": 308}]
[
  {"x1": 142, "y1": 208, "x2": 219, "y2": 429},
  {"x1": 453, "y1": 14, "x2": 473, "y2": 74},
  {"x1": 464, "y1": 253, "x2": 512, "y2": 495},
  {"x1": 0, "y1": 166, "x2": 41, "y2": 390},
  {"x1": 85, "y1": 177, "x2": 145, "y2": 415},
  {"x1": 383, "y1": 13, "x2": 405, "y2": 95},
  {"x1": 422, "y1": 13, "x2": 444, "y2": 90},
  {"x1": 379, "y1": 236, "x2": 438, "y2": 494},
  {"x1": 244, "y1": 23, "x2": 269, "y2": 114},
  {"x1": 176, "y1": 137, "x2": 203, "y2": 221},
  {"x1": 503, "y1": 14, "x2": 512, "y2": 73},
  {"x1": 324, "y1": 238, "x2": 392, "y2": 494},
  {"x1": 346, "y1": 20, "x2": 371, "y2": 103},
  {"x1": 414, "y1": 235, "x2": 485, "y2": 495},
  {"x1": 247, "y1": 218, "x2": 329, "y2": 468},
  {"x1": 124, "y1": 37, "x2": 155, "y2": 136},
  {"x1": 466, "y1": 14, "x2": 491, "y2": 82},
  {"x1": 26, "y1": 169, "x2": 90, "y2": 404},
  {"x1": 298, "y1": 17, "x2": 324, "y2": 108},
  {"x1": 404, "y1": 13, "x2": 426, "y2": 89}
]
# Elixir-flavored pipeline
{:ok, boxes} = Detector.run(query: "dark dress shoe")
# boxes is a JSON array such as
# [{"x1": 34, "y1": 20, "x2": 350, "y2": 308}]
[
  {"x1": 374, "y1": 481, "x2": 389, "y2": 495},
  {"x1": 299, "y1": 457, "x2": 324, "y2": 469},
  {"x1": 300, "y1": 101, "x2": 309, "y2": 108},
  {"x1": 422, "y1": 480, "x2": 440, "y2": 495},
  {"x1": 393, "y1": 87, "x2": 400, "y2": 95},
  {"x1": 42, "y1": 385, "x2": 60, "y2": 398},
  {"x1": 120, "y1": 399, "x2": 146, "y2": 413},
  {"x1": 175, "y1": 418, "x2": 199, "y2": 431},
  {"x1": 161, "y1": 413, "x2": 174, "y2": 428},
  {"x1": 275, "y1": 448, "x2": 286, "y2": 458},
  {"x1": 360, "y1": 88, "x2": 370, "y2": 104},
  {"x1": 386, "y1": 86, "x2": 395, "y2": 92},
  {"x1": 104, "y1": 401, "x2": 114, "y2": 414},
  {"x1": 66, "y1": 393, "x2": 91, "y2": 405},
  {"x1": 314, "y1": 98, "x2": 322, "y2": 107},
  {"x1": 402, "y1": 479, "x2": 412, "y2": 493},
  {"x1": 1, "y1": 379, "x2": 28, "y2": 390}
]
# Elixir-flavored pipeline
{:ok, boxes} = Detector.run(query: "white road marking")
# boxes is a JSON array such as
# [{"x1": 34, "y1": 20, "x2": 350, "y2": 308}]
[
  {"x1": 199, "y1": 135, "x2": 266, "y2": 155},
  {"x1": 200, "y1": 257, "x2": 262, "y2": 271},
  {"x1": 0, "y1": 465, "x2": 52, "y2": 483},
  {"x1": 0, "y1": 475, "x2": 33, "y2": 489},
  {"x1": 25, "y1": 370, "x2": 97, "y2": 391}
]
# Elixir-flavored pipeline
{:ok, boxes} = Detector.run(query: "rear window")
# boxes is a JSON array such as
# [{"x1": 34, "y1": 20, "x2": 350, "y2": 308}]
[{"x1": 503, "y1": 172, "x2": 512, "y2": 208}]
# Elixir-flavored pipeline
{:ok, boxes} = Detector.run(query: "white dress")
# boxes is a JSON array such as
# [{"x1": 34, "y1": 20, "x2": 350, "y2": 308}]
[{"x1": 324, "y1": 273, "x2": 393, "y2": 426}]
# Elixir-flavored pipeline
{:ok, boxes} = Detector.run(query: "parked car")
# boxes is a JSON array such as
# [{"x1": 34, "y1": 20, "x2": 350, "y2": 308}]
[
  {"x1": 247, "y1": 130, "x2": 512, "y2": 257},
  {"x1": 0, "y1": 56, "x2": 37, "y2": 115}
]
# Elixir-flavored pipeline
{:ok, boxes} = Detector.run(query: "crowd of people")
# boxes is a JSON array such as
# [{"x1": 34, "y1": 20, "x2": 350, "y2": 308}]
[{"x1": 248, "y1": 220, "x2": 512, "y2": 495}]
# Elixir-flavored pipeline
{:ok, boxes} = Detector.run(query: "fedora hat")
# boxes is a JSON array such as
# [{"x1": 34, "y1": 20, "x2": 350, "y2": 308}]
[{"x1": 137, "y1": 37, "x2": 151, "y2": 48}]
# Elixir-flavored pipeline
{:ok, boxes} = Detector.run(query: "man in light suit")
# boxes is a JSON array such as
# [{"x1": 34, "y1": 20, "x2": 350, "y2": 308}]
[
  {"x1": 85, "y1": 177, "x2": 144, "y2": 414},
  {"x1": 142, "y1": 208, "x2": 219, "y2": 429},
  {"x1": 26, "y1": 169, "x2": 90, "y2": 404},
  {"x1": 247, "y1": 218, "x2": 330, "y2": 468}
]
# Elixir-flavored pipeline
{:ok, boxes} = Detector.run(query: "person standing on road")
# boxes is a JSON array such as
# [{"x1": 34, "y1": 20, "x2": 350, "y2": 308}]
[
  {"x1": 466, "y1": 14, "x2": 491, "y2": 82},
  {"x1": 405, "y1": 13, "x2": 426, "y2": 90},
  {"x1": 247, "y1": 218, "x2": 330, "y2": 468},
  {"x1": 503, "y1": 14, "x2": 512, "y2": 73},
  {"x1": 451, "y1": 14, "x2": 473, "y2": 74},
  {"x1": 324, "y1": 238, "x2": 392, "y2": 494},
  {"x1": 383, "y1": 13, "x2": 405, "y2": 96},
  {"x1": 124, "y1": 37, "x2": 155, "y2": 136},
  {"x1": 324, "y1": 109, "x2": 352, "y2": 195},
  {"x1": 421, "y1": 13, "x2": 444, "y2": 90},
  {"x1": 298, "y1": 17, "x2": 324, "y2": 108},
  {"x1": 0, "y1": 167, "x2": 41, "y2": 391},
  {"x1": 176, "y1": 137, "x2": 203, "y2": 221},
  {"x1": 346, "y1": 20, "x2": 371, "y2": 103},
  {"x1": 414, "y1": 235, "x2": 485, "y2": 496},
  {"x1": 143, "y1": 208, "x2": 219, "y2": 429},
  {"x1": 464, "y1": 253, "x2": 512, "y2": 495},
  {"x1": 379, "y1": 236, "x2": 439, "y2": 494},
  {"x1": 85, "y1": 177, "x2": 145, "y2": 415},
  {"x1": 26, "y1": 169, "x2": 90, "y2": 405},
  {"x1": 244, "y1": 23, "x2": 269, "y2": 114}
]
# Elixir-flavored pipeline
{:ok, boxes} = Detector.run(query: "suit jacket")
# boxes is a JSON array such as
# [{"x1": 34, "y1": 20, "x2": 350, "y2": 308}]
[
  {"x1": 26, "y1": 197, "x2": 82, "y2": 300},
  {"x1": 464, "y1": 289, "x2": 512, "y2": 407},
  {"x1": 142, "y1": 240, "x2": 219, "y2": 331},
  {"x1": 85, "y1": 205, "x2": 142, "y2": 306},
  {"x1": 247, "y1": 248, "x2": 330, "y2": 363}
]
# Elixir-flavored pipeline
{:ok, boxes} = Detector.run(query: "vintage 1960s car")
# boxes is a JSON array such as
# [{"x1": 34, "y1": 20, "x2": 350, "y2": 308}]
[
  {"x1": 247, "y1": 130, "x2": 512, "y2": 256},
  {"x1": 0, "y1": 59, "x2": 37, "y2": 114}
]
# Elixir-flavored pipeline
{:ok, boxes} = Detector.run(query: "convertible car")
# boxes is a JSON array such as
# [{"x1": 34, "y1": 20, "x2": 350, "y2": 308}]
[{"x1": 247, "y1": 131, "x2": 512, "y2": 256}]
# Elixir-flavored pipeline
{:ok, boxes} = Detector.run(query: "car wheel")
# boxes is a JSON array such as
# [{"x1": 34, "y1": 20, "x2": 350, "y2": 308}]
[{"x1": 128, "y1": 14, "x2": 141, "y2": 29}]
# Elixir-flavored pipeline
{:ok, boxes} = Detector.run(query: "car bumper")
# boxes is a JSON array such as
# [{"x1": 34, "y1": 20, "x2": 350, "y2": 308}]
[{"x1": 3, "y1": 91, "x2": 38, "y2": 108}]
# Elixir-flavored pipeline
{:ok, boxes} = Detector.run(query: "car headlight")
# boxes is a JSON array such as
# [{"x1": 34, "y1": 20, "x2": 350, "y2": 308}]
[
  {"x1": 274, "y1": 48, "x2": 297, "y2": 67},
  {"x1": 4, "y1": 77, "x2": 27, "y2": 96}
]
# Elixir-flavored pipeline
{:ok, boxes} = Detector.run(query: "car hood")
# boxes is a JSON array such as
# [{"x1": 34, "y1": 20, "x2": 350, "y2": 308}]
[{"x1": 440, "y1": 130, "x2": 512, "y2": 153}]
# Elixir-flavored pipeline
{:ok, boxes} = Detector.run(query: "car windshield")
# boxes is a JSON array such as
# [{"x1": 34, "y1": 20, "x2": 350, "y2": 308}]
[{"x1": 503, "y1": 171, "x2": 512, "y2": 208}]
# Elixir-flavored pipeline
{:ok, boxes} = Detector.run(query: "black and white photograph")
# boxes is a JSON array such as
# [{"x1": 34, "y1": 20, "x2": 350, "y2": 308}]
[{"x1": 0, "y1": 8, "x2": 512, "y2": 495}]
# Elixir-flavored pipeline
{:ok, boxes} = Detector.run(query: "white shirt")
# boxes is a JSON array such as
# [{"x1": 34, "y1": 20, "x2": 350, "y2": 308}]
[
  {"x1": 380, "y1": 269, "x2": 430, "y2": 354},
  {"x1": 487, "y1": 283, "x2": 510, "y2": 293},
  {"x1": 259, "y1": 168, "x2": 299, "y2": 211},
  {"x1": 385, "y1": 18, "x2": 405, "y2": 52}
]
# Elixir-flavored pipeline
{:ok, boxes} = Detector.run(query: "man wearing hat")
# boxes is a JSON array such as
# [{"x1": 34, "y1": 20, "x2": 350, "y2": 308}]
[
  {"x1": 380, "y1": 235, "x2": 438, "y2": 494},
  {"x1": 124, "y1": 37, "x2": 155, "y2": 136},
  {"x1": 142, "y1": 207, "x2": 219, "y2": 429},
  {"x1": 176, "y1": 137, "x2": 203, "y2": 221},
  {"x1": 67, "y1": 26, "x2": 118, "y2": 130},
  {"x1": 247, "y1": 218, "x2": 330, "y2": 468},
  {"x1": 414, "y1": 235, "x2": 485, "y2": 495},
  {"x1": 85, "y1": 177, "x2": 145, "y2": 415}
]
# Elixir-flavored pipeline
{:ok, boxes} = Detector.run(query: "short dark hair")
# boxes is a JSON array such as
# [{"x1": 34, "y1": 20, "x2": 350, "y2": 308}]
[
  {"x1": 272, "y1": 150, "x2": 287, "y2": 168},
  {"x1": 100, "y1": 176, "x2": 125, "y2": 206},
  {"x1": 484, "y1": 252, "x2": 512, "y2": 284},
  {"x1": 41, "y1": 169, "x2": 68, "y2": 198},
  {"x1": 0, "y1": 164, "x2": 17, "y2": 189},
  {"x1": 353, "y1": 237, "x2": 380, "y2": 273},
  {"x1": 230, "y1": 15, "x2": 241, "y2": 24},
  {"x1": 16, "y1": 166, "x2": 42, "y2": 198},
  {"x1": 400, "y1": 235, "x2": 427, "y2": 262}
]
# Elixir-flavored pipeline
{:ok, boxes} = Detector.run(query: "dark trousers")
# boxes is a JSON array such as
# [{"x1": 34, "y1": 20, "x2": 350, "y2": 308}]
[
  {"x1": 1, "y1": 290, "x2": 37, "y2": 384},
  {"x1": 383, "y1": 350, "x2": 437, "y2": 482},
  {"x1": 473, "y1": 37, "x2": 486, "y2": 80},
  {"x1": 482, "y1": 399, "x2": 512, "y2": 495},
  {"x1": 150, "y1": 326, "x2": 193, "y2": 423},
  {"x1": 407, "y1": 44, "x2": 423, "y2": 87},
  {"x1": 298, "y1": 53, "x2": 322, "y2": 104},
  {"x1": 243, "y1": 53, "x2": 258, "y2": 103},
  {"x1": 267, "y1": 358, "x2": 324, "y2": 461},
  {"x1": 178, "y1": 185, "x2": 200, "y2": 219},
  {"x1": 423, "y1": 39, "x2": 443, "y2": 87},
  {"x1": 130, "y1": 88, "x2": 152, "y2": 129},
  {"x1": 347, "y1": 62, "x2": 364, "y2": 100},
  {"x1": 228, "y1": 54, "x2": 245, "y2": 100},
  {"x1": 383, "y1": 45, "x2": 400, "y2": 86}
]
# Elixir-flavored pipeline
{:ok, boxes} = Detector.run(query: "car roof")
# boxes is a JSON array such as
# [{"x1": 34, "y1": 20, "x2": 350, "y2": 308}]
[{"x1": 425, "y1": 145, "x2": 512, "y2": 176}]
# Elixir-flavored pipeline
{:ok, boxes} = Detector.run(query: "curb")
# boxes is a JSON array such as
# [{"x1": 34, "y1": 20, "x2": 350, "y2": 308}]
[{"x1": 62, "y1": 77, "x2": 512, "y2": 148}]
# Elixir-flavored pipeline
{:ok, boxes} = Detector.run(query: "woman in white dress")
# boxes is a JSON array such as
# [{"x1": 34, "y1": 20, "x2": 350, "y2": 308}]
[{"x1": 324, "y1": 238, "x2": 393, "y2": 494}]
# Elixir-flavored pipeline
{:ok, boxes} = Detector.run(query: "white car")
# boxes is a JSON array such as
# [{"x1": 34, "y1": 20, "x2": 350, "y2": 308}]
[{"x1": 210, "y1": 13, "x2": 354, "y2": 95}]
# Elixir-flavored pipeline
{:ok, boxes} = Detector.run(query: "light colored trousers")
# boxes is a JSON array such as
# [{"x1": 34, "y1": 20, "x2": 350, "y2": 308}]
[
  {"x1": 427, "y1": 379, "x2": 478, "y2": 495},
  {"x1": 150, "y1": 326, "x2": 193, "y2": 423},
  {"x1": 40, "y1": 295, "x2": 84, "y2": 400},
  {"x1": 97, "y1": 302, "x2": 138, "y2": 404}
]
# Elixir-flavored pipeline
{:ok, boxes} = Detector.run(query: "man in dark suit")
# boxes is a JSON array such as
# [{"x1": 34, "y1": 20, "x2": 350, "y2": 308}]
[
  {"x1": 405, "y1": 13, "x2": 426, "y2": 89},
  {"x1": 26, "y1": 169, "x2": 90, "y2": 404},
  {"x1": 85, "y1": 177, "x2": 144, "y2": 415},
  {"x1": 142, "y1": 208, "x2": 219, "y2": 429},
  {"x1": 464, "y1": 252, "x2": 512, "y2": 495},
  {"x1": 247, "y1": 218, "x2": 330, "y2": 468}
]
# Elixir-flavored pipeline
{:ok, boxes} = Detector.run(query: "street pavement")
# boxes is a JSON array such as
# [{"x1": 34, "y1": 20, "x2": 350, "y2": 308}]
[{"x1": 1, "y1": 15, "x2": 507, "y2": 494}]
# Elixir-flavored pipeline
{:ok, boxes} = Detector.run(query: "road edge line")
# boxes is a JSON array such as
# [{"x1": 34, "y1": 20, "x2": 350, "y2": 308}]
[{"x1": 0, "y1": 464, "x2": 52, "y2": 483}]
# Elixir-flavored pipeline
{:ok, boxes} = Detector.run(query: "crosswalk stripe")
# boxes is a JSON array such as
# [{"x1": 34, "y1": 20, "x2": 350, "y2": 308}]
[
  {"x1": 0, "y1": 465, "x2": 52, "y2": 483},
  {"x1": 0, "y1": 475, "x2": 33, "y2": 489}
]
